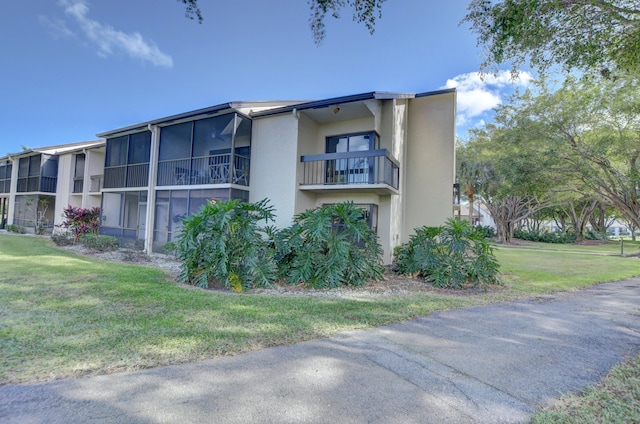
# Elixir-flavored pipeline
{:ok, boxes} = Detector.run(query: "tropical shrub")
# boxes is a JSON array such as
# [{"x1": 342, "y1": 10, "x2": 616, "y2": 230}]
[
  {"x1": 161, "y1": 241, "x2": 177, "y2": 257},
  {"x1": 274, "y1": 202, "x2": 384, "y2": 288},
  {"x1": 474, "y1": 224, "x2": 496, "y2": 239},
  {"x1": 395, "y1": 218, "x2": 500, "y2": 289},
  {"x1": 78, "y1": 234, "x2": 119, "y2": 251},
  {"x1": 176, "y1": 199, "x2": 277, "y2": 291},
  {"x1": 60, "y1": 206, "x2": 101, "y2": 240}
]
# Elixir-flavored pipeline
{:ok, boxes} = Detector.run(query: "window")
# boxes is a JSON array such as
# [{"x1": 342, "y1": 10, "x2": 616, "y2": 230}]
[
  {"x1": 99, "y1": 191, "x2": 147, "y2": 242},
  {"x1": 325, "y1": 132, "x2": 379, "y2": 184},
  {"x1": 104, "y1": 132, "x2": 151, "y2": 188},
  {"x1": 157, "y1": 113, "x2": 252, "y2": 187},
  {"x1": 326, "y1": 132, "x2": 378, "y2": 154},
  {"x1": 74, "y1": 154, "x2": 85, "y2": 178},
  {"x1": 0, "y1": 162, "x2": 11, "y2": 193},
  {"x1": 105, "y1": 136, "x2": 128, "y2": 167},
  {"x1": 325, "y1": 203, "x2": 378, "y2": 233},
  {"x1": 152, "y1": 187, "x2": 249, "y2": 251},
  {"x1": 159, "y1": 122, "x2": 192, "y2": 161},
  {"x1": 128, "y1": 132, "x2": 152, "y2": 164}
]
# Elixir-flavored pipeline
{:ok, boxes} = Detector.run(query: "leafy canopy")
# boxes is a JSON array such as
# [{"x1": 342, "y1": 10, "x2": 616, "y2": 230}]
[
  {"x1": 176, "y1": 0, "x2": 385, "y2": 44},
  {"x1": 462, "y1": 0, "x2": 640, "y2": 76}
]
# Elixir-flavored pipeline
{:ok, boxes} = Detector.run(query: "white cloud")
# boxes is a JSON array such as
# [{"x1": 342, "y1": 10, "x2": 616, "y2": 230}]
[
  {"x1": 38, "y1": 15, "x2": 75, "y2": 38},
  {"x1": 57, "y1": 0, "x2": 173, "y2": 68},
  {"x1": 443, "y1": 70, "x2": 532, "y2": 127}
]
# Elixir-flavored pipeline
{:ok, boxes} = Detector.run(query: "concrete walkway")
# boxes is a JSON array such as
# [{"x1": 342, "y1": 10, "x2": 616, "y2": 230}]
[{"x1": 2, "y1": 279, "x2": 640, "y2": 423}]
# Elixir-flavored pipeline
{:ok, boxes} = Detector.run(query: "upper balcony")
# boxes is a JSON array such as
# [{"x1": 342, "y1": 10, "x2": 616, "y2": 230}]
[
  {"x1": 103, "y1": 163, "x2": 149, "y2": 189},
  {"x1": 156, "y1": 153, "x2": 250, "y2": 187},
  {"x1": 16, "y1": 176, "x2": 57, "y2": 193},
  {"x1": 300, "y1": 149, "x2": 399, "y2": 195}
]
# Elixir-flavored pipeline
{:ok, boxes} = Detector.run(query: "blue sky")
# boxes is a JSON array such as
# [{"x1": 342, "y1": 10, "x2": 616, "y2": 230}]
[{"x1": 0, "y1": 0, "x2": 532, "y2": 155}]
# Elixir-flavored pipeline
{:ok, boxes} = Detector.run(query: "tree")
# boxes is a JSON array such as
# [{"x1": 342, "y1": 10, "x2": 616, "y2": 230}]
[
  {"x1": 514, "y1": 78, "x2": 640, "y2": 230},
  {"x1": 463, "y1": 0, "x2": 640, "y2": 76},
  {"x1": 457, "y1": 142, "x2": 491, "y2": 226},
  {"x1": 459, "y1": 129, "x2": 554, "y2": 243},
  {"x1": 471, "y1": 77, "x2": 640, "y2": 237},
  {"x1": 177, "y1": 0, "x2": 385, "y2": 44}
]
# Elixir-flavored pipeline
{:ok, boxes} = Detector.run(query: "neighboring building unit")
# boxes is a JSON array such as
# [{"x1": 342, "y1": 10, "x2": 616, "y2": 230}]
[{"x1": 0, "y1": 141, "x2": 105, "y2": 233}]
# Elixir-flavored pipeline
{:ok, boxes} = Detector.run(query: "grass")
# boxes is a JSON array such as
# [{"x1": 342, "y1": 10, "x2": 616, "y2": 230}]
[
  {"x1": 531, "y1": 357, "x2": 640, "y2": 424},
  {"x1": 0, "y1": 234, "x2": 478, "y2": 384},
  {"x1": 503, "y1": 239, "x2": 640, "y2": 255},
  {"x1": 1, "y1": 233, "x2": 639, "y2": 422},
  {"x1": 495, "y1": 244, "x2": 640, "y2": 294}
]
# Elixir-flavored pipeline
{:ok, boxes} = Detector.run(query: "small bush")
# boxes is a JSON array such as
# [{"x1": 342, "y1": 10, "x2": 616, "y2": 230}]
[
  {"x1": 60, "y1": 205, "x2": 101, "y2": 240},
  {"x1": 51, "y1": 230, "x2": 75, "y2": 246},
  {"x1": 177, "y1": 199, "x2": 277, "y2": 291},
  {"x1": 6, "y1": 224, "x2": 26, "y2": 234},
  {"x1": 274, "y1": 202, "x2": 384, "y2": 288},
  {"x1": 162, "y1": 241, "x2": 177, "y2": 256},
  {"x1": 586, "y1": 230, "x2": 607, "y2": 241},
  {"x1": 395, "y1": 218, "x2": 500, "y2": 289},
  {"x1": 79, "y1": 234, "x2": 119, "y2": 251},
  {"x1": 474, "y1": 224, "x2": 496, "y2": 239},
  {"x1": 514, "y1": 228, "x2": 576, "y2": 243}
]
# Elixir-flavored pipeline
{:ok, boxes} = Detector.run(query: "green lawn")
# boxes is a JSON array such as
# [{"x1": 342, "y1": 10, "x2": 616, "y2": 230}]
[
  {"x1": 1, "y1": 233, "x2": 639, "y2": 396},
  {"x1": 532, "y1": 356, "x2": 640, "y2": 424},
  {"x1": 495, "y1": 244, "x2": 640, "y2": 294},
  {"x1": 500, "y1": 239, "x2": 640, "y2": 255}
]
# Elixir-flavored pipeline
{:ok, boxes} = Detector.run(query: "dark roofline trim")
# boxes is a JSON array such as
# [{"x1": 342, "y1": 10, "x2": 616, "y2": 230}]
[
  {"x1": 252, "y1": 92, "x2": 379, "y2": 118},
  {"x1": 96, "y1": 102, "x2": 235, "y2": 138},
  {"x1": 415, "y1": 88, "x2": 456, "y2": 98}
]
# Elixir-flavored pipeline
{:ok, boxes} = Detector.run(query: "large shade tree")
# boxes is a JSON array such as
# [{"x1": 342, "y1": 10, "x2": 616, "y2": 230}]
[
  {"x1": 459, "y1": 126, "x2": 555, "y2": 243},
  {"x1": 179, "y1": 1, "x2": 640, "y2": 74},
  {"x1": 467, "y1": 77, "x2": 640, "y2": 238},
  {"x1": 510, "y1": 77, "x2": 640, "y2": 230},
  {"x1": 463, "y1": 0, "x2": 640, "y2": 76}
]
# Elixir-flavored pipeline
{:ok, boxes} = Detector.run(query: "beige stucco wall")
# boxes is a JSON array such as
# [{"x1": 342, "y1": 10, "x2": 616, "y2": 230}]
[
  {"x1": 250, "y1": 114, "x2": 300, "y2": 229},
  {"x1": 294, "y1": 114, "x2": 319, "y2": 217},
  {"x1": 85, "y1": 148, "x2": 105, "y2": 210},
  {"x1": 402, "y1": 92, "x2": 456, "y2": 241},
  {"x1": 54, "y1": 154, "x2": 75, "y2": 227},
  {"x1": 315, "y1": 117, "x2": 374, "y2": 146}
]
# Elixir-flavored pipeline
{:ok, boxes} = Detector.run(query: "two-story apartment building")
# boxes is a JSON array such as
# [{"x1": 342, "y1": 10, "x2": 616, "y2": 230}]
[
  {"x1": 96, "y1": 89, "x2": 456, "y2": 263},
  {"x1": 0, "y1": 141, "x2": 105, "y2": 233},
  {"x1": 1, "y1": 88, "x2": 455, "y2": 264}
]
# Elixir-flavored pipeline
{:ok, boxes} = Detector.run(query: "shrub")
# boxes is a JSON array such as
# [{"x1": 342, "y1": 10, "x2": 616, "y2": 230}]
[
  {"x1": 51, "y1": 230, "x2": 75, "y2": 246},
  {"x1": 274, "y1": 202, "x2": 384, "y2": 288},
  {"x1": 60, "y1": 206, "x2": 101, "y2": 240},
  {"x1": 395, "y1": 218, "x2": 500, "y2": 289},
  {"x1": 162, "y1": 241, "x2": 177, "y2": 256},
  {"x1": 6, "y1": 224, "x2": 26, "y2": 234},
  {"x1": 514, "y1": 228, "x2": 576, "y2": 243},
  {"x1": 79, "y1": 234, "x2": 119, "y2": 251},
  {"x1": 586, "y1": 230, "x2": 607, "y2": 241},
  {"x1": 474, "y1": 224, "x2": 496, "y2": 239},
  {"x1": 176, "y1": 199, "x2": 277, "y2": 291}
]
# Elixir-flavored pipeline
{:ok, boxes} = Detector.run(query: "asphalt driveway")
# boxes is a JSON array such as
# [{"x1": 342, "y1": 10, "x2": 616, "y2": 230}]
[{"x1": 2, "y1": 278, "x2": 639, "y2": 423}]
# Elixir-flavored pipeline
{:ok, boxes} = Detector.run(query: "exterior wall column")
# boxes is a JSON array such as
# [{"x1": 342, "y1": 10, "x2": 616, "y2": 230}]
[
  {"x1": 144, "y1": 125, "x2": 160, "y2": 254},
  {"x1": 7, "y1": 156, "x2": 18, "y2": 225},
  {"x1": 81, "y1": 150, "x2": 90, "y2": 208}
]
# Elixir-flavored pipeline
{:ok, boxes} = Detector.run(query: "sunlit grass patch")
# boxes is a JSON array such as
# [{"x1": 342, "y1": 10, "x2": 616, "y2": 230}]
[{"x1": 0, "y1": 233, "x2": 638, "y2": 386}]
